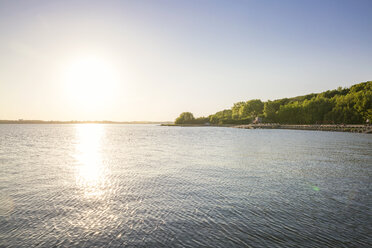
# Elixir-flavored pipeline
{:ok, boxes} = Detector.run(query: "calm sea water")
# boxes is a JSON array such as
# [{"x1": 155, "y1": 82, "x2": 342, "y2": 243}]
[{"x1": 0, "y1": 124, "x2": 371, "y2": 247}]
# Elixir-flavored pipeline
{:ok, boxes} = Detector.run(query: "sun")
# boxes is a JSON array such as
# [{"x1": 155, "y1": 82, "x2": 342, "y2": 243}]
[{"x1": 63, "y1": 56, "x2": 119, "y2": 110}]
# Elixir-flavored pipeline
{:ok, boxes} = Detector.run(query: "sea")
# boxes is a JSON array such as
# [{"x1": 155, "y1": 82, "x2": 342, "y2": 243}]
[{"x1": 0, "y1": 124, "x2": 371, "y2": 247}]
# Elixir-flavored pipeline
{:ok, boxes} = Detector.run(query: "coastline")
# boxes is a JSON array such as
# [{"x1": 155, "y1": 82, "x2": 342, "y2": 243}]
[
  {"x1": 162, "y1": 123, "x2": 372, "y2": 133},
  {"x1": 2, "y1": 121, "x2": 370, "y2": 133},
  {"x1": 234, "y1": 124, "x2": 372, "y2": 133}
]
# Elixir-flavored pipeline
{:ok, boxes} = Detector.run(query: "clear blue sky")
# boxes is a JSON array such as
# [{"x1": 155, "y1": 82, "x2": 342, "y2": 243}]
[{"x1": 0, "y1": 0, "x2": 371, "y2": 121}]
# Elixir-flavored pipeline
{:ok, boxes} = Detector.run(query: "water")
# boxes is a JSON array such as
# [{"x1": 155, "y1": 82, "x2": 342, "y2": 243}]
[{"x1": 0, "y1": 124, "x2": 371, "y2": 247}]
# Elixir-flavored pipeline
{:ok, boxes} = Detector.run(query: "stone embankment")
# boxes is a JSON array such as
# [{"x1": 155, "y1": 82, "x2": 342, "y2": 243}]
[{"x1": 234, "y1": 124, "x2": 372, "y2": 133}]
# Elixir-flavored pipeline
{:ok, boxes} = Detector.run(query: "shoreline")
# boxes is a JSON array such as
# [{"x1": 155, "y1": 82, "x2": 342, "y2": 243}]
[
  {"x1": 234, "y1": 124, "x2": 372, "y2": 133},
  {"x1": 1, "y1": 122, "x2": 370, "y2": 133},
  {"x1": 162, "y1": 123, "x2": 372, "y2": 133}
]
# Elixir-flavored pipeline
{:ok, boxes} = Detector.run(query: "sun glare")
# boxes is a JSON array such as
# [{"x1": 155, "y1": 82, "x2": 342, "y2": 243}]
[
  {"x1": 75, "y1": 124, "x2": 106, "y2": 197},
  {"x1": 63, "y1": 57, "x2": 119, "y2": 110}
]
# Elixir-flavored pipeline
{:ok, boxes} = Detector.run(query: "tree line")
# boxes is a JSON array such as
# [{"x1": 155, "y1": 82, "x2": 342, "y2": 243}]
[{"x1": 175, "y1": 81, "x2": 371, "y2": 125}]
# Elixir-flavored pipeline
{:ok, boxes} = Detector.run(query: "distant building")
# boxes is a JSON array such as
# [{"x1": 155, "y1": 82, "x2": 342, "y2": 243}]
[{"x1": 253, "y1": 117, "x2": 262, "y2": 124}]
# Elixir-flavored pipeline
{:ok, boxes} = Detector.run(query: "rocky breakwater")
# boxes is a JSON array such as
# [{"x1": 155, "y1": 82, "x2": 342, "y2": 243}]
[{"x1": 234, "y1": 124, "x2": 372, "y2": 133}]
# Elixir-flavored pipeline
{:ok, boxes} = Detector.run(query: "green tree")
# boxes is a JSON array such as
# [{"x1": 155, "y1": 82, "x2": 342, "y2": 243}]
[
  {"x1": 277, "y1": 101, "x2": 304, "y2": 124},
  {"x1": 175, "y1": 81, "x2": 372, "y2": 125},
  {"x1": 239, "y1": 99, "x2": 264, "y2": 119},
  {"x1": 175, "y1": 112, "x2": 195, "y2": 124},
  {"x1": 263, "y1": 100, "x2": 282, "y2": 122},
  {"x1": 232, "y1": 102, "x2": 245, "y2": 119},
  {"x1": 302, "y1": 96, "x2": 334, "y2": 124}
]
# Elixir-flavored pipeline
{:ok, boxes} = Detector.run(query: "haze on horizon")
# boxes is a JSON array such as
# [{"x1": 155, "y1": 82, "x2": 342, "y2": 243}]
[{"x1": 0, "y1": 0, "x2": 371, "y2": 122}]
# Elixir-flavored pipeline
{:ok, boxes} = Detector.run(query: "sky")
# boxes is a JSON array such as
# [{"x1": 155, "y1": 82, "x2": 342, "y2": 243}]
[{"x1": 0, "y1": 0, "x2": 371, "y2": 121}]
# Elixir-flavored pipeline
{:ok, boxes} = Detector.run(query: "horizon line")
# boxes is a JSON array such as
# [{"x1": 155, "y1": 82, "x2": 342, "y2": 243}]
[{"x1": 0, "y1": 119, "x2": 173, "y2": 124}]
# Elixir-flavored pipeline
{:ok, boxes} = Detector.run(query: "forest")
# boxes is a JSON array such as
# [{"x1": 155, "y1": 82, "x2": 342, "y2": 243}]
[{"x1": 175, "y1": 81, "x2": 372, "y2": 125}]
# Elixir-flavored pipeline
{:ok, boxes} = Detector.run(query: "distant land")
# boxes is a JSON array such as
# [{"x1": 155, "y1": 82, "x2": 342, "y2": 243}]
[
  {"x1": 175, "y1": 81, "x2": 371, "y2": 125},
  {"x1": 0, "y1": 120, "x2": 172, "y2": 124},
  {"x1": 2, "y1": 81, "x2": 370, "y2": 126}
]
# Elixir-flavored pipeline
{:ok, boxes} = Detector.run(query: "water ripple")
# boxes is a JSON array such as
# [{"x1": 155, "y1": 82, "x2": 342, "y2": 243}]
[{"x1": 0, "y1": 125, "x2": 371, "y2": 247}]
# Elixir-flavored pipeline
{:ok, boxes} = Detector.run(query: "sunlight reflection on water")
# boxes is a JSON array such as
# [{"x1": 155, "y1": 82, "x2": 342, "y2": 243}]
[
  {"x1": 74, "y1": 124, "x2": 106, "y2": 198},
  {"x1": 0, "y1": 125, "x2": 371, "y2": 247}
]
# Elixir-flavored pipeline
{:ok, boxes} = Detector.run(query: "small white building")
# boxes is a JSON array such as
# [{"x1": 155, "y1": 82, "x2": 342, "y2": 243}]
[{"x1": 253, "y1": 117, "x2": 262, "y2": 124}]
